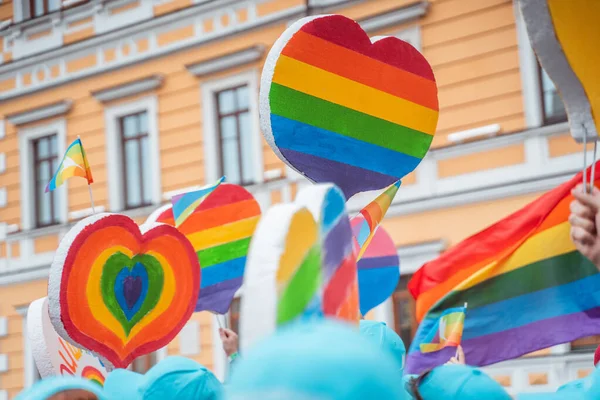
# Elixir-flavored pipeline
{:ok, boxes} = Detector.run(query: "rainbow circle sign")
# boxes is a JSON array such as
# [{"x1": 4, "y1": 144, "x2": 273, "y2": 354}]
[{"x1": 27, "y1": 297, "x2": 107, "y2": 385}]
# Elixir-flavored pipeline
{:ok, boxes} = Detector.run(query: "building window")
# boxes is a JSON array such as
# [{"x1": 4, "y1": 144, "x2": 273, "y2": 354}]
[
  {"x1": 131, "y1": 353, "x2": 157, "y2": 374},
  {"x1": 14, "y1": 0, "x2": 61, "y2": 21},
  {"x1": 32, "y1": 134, "x2": 60, "y2": 228},
  {"x1": 119, "y1": 112, "x2": 152, "y2": 210},
  {"x1": 538, "y1": 64, "x2": 567, "y2": 125},
  {"x1": 215, "y1": 86, "x2": 254, "y2": 186},
  {"x1": 571, "y1": 335, "x2": 600, "y2": 352},
  {"x1": 392, "y1": 275, "x2": 418, "y2": 349}
]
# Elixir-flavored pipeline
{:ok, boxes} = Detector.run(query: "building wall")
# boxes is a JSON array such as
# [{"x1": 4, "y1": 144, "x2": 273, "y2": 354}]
[{"x1": 0, "y1": 0, "x2": 589, "y2": 397}]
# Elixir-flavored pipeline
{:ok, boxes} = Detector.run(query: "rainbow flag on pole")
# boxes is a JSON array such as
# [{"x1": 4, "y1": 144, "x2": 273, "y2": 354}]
[
  {"x1": 353, "y1": 180, "x2": 400, "y2": 260},
  {"x1": 171, "y1": 177, "x2": 224, "y2": 227},
  {"x1": 419, "y1": 305, "x2": 466, "y2": 353},
  {"x1": 406, "y1": 165, "x2": 600, "y2": 374},
  {"x1": 45, "y1": 138, "x2": 93, "y2": 192}
]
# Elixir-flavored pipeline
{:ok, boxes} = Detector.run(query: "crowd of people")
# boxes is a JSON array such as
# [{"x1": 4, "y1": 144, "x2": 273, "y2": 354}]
[{"x1": 15, "y1": 186, "x2": 600, "y2": 399}]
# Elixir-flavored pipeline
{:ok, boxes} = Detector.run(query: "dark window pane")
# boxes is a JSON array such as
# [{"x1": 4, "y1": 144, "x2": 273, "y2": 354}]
[
  {"x1": 124, "y1": 139, "x2": 141, "y2": 208},
  {"x1": 237, "y1": 86, "x2": 249, "y2": 110},
  {"x1": 392, "y1": 274, "x2": 417, "y2": 350},
  {"x1": 222, "y1": 138, "x2": 241, "y2": 184},
  {"x1": 539, "y1": 65, "x2": 567, "y2": 123},
  {"x1": 123, "y1": 115, "x2": 138, "y2": 138},
  {"x1": 33, "y1": 134, "x2": 59, "y2": 228},
  {"x1": 139, "y1": 112, "x2": 148, "y2": 134},
  {"x1": 239, "y1": 112, "x2": 254, "y2": 184},
  {"x1": 34, "y1": 0, "x2": 45, "y2": 17},
  {"x1": 49, "y1": 0, "x2": 60, "y2": 12},
  {"x1": 37, "y1": 138, "x2": 49, "y2": 159},
  {"x1": 218, "y1": 90, "x2": 236, "y2": 114},
  {"x1": 220, "y1": 116, "x2": 237, "y2": 140}
]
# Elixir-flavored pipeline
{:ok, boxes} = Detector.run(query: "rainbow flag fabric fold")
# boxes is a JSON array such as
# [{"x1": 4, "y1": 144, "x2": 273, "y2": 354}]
[
  {"x1": 353, "y1": 180, "x2": 400, "y2": 260},
  {"x1": 419, "y1": 306, "x2": 466, "y2": 354},
  {"x1": 45, "y1": 138, "x2": 93, "y2": 192},
  {"x1": 406, "y1": 165, "x2": 600, "y2": 374},
  {"x1": 171, "y1": 177, "x2": 224, "y2": 227}
]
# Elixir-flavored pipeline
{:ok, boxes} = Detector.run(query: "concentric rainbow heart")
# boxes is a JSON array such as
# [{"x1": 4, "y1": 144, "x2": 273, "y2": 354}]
[
  {"x1": 260, "y1": 15, "x2": 439, "y2": 199},
  {"x1": 48, "y1": 213, "x2": 200, "y2": 369}
]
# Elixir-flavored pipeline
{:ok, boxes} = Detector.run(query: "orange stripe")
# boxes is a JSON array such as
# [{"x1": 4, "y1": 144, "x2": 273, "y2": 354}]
[
  {"x1": 282, "y1": 30, "x2": 438, "y2": 111},
  {"x1": 178, "y1": 199, "x2": 260, "y2": 235}
]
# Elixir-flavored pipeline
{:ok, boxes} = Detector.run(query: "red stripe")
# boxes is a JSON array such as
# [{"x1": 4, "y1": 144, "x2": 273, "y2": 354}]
[
  {"x1": 195, "y1": 184, "x2": 254, "y2": 212},
  {"x1": 323, "y1": 255, "x2": 358, "y2": 315},
  {"x1": 300, "y1": 15, "x2": 435, "y2": 81}
]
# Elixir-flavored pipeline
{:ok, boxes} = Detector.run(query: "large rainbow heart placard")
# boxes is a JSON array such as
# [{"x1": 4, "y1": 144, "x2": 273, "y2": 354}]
[
  {"x1": 27, "y1": 297, "x2": 108, "y2": 384},
  {"x1": 260, "y1": 14, "x2": 439, "y2": 199},
  {"x1": 48, "y1": 213, "x2": 200, "y2": 369},
  {"x1": 147, "y1": 183, "x2": 261, "y2": 314},
  {"x1": 350, "y1": 218, "x2": 400, "y2": 316},
  {"x1": 240, "y1": 183, "x2": 357, "y2": 351}
]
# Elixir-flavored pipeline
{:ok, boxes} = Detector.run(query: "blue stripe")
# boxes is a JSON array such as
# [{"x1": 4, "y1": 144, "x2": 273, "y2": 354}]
[
  {"x1": 358, "y1": 266, "x2": 400, "y2": 316},
  {"x1": 200, "y1": 257, "x2": 246, "y2": 288},
  {"x1": 321, "y1": 187, "x2": 346, "y2": 234},
  {"x1": 271, "y1": 115, "x2": 421, "y2": 178}
]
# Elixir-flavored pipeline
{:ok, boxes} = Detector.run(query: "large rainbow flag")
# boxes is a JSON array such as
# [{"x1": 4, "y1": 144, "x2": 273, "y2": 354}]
[
  {"x1": 406, "y1": 165, "x2": 600, "y2": 374},
  {"x1": 46, "y1": 138, "x2": 93, "y2": 192}
]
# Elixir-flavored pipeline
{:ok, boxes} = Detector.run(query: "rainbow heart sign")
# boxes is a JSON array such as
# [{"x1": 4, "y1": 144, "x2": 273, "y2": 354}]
[
  {"x1": 48, "y1": 213, "x2": 200, "y2": 369},
  {"x1": 147, "y1": 183, "x2": 261, "y2": 314},
  {"x1": 260, "y1": 14, "x2": 439, "y2": 199},
  {"x1": 27, "y1": 297, "x2": 108, "y2": 384}
]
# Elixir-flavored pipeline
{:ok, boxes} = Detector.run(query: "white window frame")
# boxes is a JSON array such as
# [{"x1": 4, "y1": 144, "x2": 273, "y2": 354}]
[
  {"x1": 104, "y1": 96, "x2": 161, "y2": 212},
  {"x1": 395, "y1": 24, "x2": 422, "y2": 52},
  {"x1": 18, "y1": 119, "x2": 68, "y2": 231},
  {"x1": 201, "y1": 69, "x2": 263, "y2": 186}
]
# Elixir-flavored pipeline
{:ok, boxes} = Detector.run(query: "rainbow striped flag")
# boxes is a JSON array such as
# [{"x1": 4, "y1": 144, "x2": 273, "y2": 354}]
[
  {"x1": 353, "y1": 180, "x2": 400, "y2": 260},
  {"x1": 419, "y1": 306, "x2": 466, "y2": 353},
  {"x1": 45, "y1": 138, "x2": 93, "y2": 192},
  {"x1": 406, "y1": 165, "x2": 600, "y2": 374},
  {"x1": 171, "y1": 177, "x2": 224, "y2": 227}
]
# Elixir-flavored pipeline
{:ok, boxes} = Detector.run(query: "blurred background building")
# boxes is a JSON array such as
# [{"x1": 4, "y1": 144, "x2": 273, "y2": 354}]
[{"x1": 0, "y1": 0, "x2": 592, "y2": 397}]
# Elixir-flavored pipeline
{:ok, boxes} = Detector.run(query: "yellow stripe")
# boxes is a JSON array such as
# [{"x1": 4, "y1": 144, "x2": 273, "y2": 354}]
[
  {"x1": 187, "y1": 216, "x2": 260, "y2": 251},
  {"x1": 126, "y1": 251, "x2": 176, "y2": 343},
  {"x1": 87, "y1": 246, "x2": 132, "y2": 342},
  {"x1": 276, "y1": 208, "x2": 318, "y2": 285},
  {"x1": 272, "y1": 55, "x2": 438, "y2": 135},
  {"x1": 456, "y1": 222, "x2": 575, "y2": 291}
]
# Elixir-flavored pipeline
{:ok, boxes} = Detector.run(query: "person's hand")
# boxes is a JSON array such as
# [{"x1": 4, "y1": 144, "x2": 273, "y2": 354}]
[
  {"x1": 445, "y1": 346, "x2": 465, "y2": 365},
  {"x1": 219, "y1": 328, "x2": 239, "y2": 357},
  {"x1": 570, "y1": 185, "x2": 600, "y2": 268}
]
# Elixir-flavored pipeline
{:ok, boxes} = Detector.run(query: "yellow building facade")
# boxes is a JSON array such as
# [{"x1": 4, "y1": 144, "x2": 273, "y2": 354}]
[{"x1": 0, "y1": 0, "x2": 592, "y2": 397}]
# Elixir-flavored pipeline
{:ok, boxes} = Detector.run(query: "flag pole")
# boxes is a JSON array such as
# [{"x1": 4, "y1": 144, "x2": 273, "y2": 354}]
[{"x1": 77, "y1": 135, "x2": 96, "y2": 214}]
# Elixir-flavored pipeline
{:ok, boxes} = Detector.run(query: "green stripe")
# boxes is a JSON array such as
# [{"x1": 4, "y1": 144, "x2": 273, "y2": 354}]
[
  {"x1": 277, "y1": 245, "x2": 322, "y2": 325},
  {"x1": 428, "y1": 251, "x2": 597, "y2": 318},
  {"x1": 269, "y1": 83, "x2": 433, "y2": 159},
  {"x1": 198, "y1": 237, "x2": 251, "y2": 268},
  {"x1": 442, "y1": 312, "x2": 465, "y2": 325}
]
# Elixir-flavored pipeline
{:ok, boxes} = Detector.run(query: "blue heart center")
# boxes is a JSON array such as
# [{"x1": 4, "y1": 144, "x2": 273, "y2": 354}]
[{"x1": 115, "y1": 263, "x2": 148, "y2": 321}]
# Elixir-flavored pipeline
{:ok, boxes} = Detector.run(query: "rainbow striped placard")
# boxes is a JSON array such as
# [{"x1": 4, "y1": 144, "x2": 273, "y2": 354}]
[
  {"x1": 419, "y1": 306, "x2": 466, "y2": 354},
  {"x1": 260, "y1": 15, "x2": 438, "y2": 199},
  {"x1": 149, "y1": 184, "x2": 261, "y2": 314}
]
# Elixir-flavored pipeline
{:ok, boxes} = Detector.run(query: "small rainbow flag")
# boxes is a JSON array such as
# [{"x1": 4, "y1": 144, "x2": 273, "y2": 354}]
[
  {"x1": 171, "y1": 177, "x2": 224, "y2": 227},
  {"x1": 353, "y1": 180, "x2": 401, "y2": 260},
  {"x1": 45, "y1": 138, "x2": 93, "y2": 192},
  {"x1": 419, "y1": 305, "x2": 467, "y2": 353}
]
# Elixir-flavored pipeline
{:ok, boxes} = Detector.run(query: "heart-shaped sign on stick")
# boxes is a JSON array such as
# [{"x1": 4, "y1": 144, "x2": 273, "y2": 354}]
[
  {"x1": 48, "y1": 213, "x2": 200, "y2": 369},
  {"x1": 260, "y1": 14, "x2": 439, "y2": 199},
  {"x1": 147, "y1": 184, "x2": 261, "y2": 314},
  {"x1": 27, "y1": 297, "x2": 108, "y2": 384}
]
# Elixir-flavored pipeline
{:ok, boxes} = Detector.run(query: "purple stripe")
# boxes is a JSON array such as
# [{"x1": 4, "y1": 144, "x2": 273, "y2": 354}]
[
  {"x1": 280, "y1": 149, "x2": 398, "y2": 199},
  {"x1": 358, "y1": 255, "x2": 399, "y2": 270},
  {"x1": 405, "y1": 306, "x2": 600, "y2": 374},
  {"x1": 195, "y1": 277, "x2": 244, "y2": 314},
  {"x1": 323, "y1": 215, "x2": 354, "y2": 282}
]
